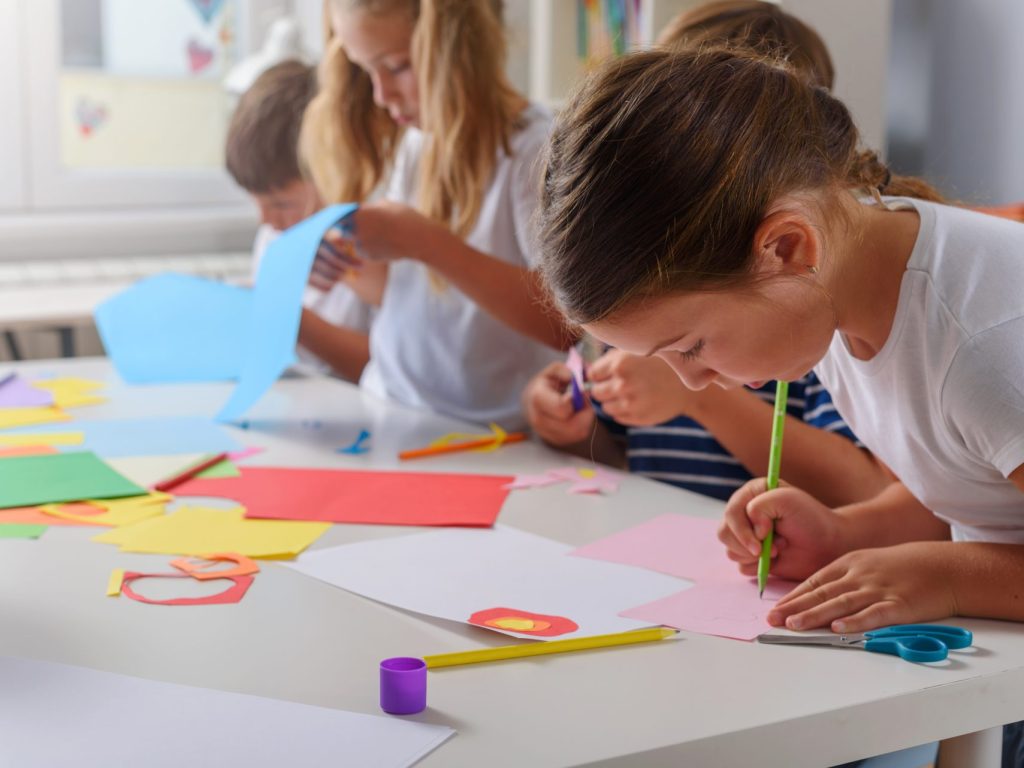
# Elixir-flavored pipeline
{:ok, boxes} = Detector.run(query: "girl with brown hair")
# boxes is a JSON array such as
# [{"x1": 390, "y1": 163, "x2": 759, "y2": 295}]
[
  {"x1": 537, "y1": 47, "x2": 1024, "y2": 638},
  {"x1": 297, "y1": 0, "x2": 567, "y2": 426}
]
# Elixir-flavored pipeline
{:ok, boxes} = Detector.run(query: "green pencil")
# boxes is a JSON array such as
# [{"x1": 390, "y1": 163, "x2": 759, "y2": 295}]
[{"x1": 758, "y1": 380, "x2": 789, "y2": 597}]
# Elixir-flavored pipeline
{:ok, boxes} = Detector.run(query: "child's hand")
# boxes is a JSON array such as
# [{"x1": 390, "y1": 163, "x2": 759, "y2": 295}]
[
  {"x1": 311, "y1": 226, "x2": 364, "y2": 291},
  {"x1": 587, "y1": 350, "x2": 705, "y2": 427},
  {"x1": 349, "y1": 201, "x2": 452, "y2": 264},
  {"x1": 766, "y1": 541, "x2": 958, "y2": 632},
  {"x1": 719, "y1": 481, "x2": 848, "y2": 582},
  {"x1": 524, "y1": 362, "x2": 596, "y2": 446}
]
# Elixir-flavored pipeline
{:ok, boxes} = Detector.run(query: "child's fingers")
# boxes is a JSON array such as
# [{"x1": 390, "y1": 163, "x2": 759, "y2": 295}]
[
  {"x1": 719, "y1": 479, "x2": 771, "y2": 557},
  {"x1": 321, "y1": 233, "x2": 365, "y2": 268}
]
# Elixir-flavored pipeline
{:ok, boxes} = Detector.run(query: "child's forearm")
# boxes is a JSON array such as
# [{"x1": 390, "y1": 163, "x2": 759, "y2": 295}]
[
  {"x1": 941, "y1": 541, "x2": 1024, "y2": 621},
  {"x1": 416, "y1": 230, "x2": 576, "y2": 351},
  {"x1": 297, "y1": 310, "x2": 370, "y2": 383},
  {"x1": 836, "y1": 482, "x2": 951, "y2": 551},
  {"x1": 689, "y1": 386, "x2": 892, "y2": 506}
]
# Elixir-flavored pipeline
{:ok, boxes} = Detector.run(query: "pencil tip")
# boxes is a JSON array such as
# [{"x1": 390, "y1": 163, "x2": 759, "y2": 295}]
[{"x1": 758, "y1": 589, "x2": 764, "y2": 599}]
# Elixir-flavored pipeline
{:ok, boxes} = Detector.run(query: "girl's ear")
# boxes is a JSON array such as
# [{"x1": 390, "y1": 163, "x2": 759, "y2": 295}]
[{"x1": 752, "y1": 209, "x2": 822, "y2": 276}]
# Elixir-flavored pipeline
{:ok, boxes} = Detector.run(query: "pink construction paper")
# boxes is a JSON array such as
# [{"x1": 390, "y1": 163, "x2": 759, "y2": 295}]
[
  {"x1": 619, "y1": 578, "x2": 794, "y2": 641},
  {"x1": 570, "y1": 513, "x2": 738, "y2": 582},
  {"x1": 0, "y1": 375, "x2": 53, "y2": 408},
  {"x1": 227, "y1": 446, "x2": 264, "y2": 463},
  {"x1": 505, "y1": 466, "x2": 621, "y2": 495}
]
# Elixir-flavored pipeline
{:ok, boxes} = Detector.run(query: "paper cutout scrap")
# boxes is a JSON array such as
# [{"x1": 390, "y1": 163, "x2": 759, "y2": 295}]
[
  {"x1": 189, "y1": 0, "x2": 225, "y2": 24},
  {"x1": 570, "y1": 514, "x2": 800, "y2": 641},
  {"x1": 468, "y1": 607, "x2": 579, "y2": 637},
  {"x1": 2, "y1": 417, "x2": 243, "y2": 458},
  {"x1": 31, "y1": 377, "x2": 106, "y2": 409},
  {"x1": 40, "y1": 495, "x2": 166, "y2": 528},
  {"x1": 0, "y1": 445, "x2": 59, "y2": 457},
  {"x1": 195, "y1": 455, "x2": 240, "y2": 479},
  {"x1": 95, "y1": 273, "x2": 250, "y2": 385},
  {"x1": 0, "y1": 406, "x2": 70, "y2": 430},
  {"x1": 337, "y1": 429, "x2": 371, "y2": 455},
  {"x1": 429, "y1": 423, "x2": 509, "y2": 454},
  {"x1": 92, "y1": 506, "x2": 329, "y2": 559},
  {"x1": 0, "y1": 504, "x2": 96, "y2": 527},
  {"x1": 0, "y1": 523, "x2": 47, "y2": 539},
  {"x1": 217, "y1": 204, "x2": 357, "y2": 422},
  {"x1": 170, "y1": 552, "x2": 260, "y2": 580},
  {"x1": 0, "y1": 451, "x2": 147, "y2": 510},
  {"x1": 107, "y1": 568, "x2": 124, "y2": 597},
  {"x1": 120, "y1": 571, "x2": 254, "y2": 606},
  {"x1": 228, "y1": 446, "x2": 264, "y2": 462},
  {"x1": 505, "y1": 466, "x2": 621, "y2": 495},
  {"x1": 175, "y1": 466, "x2": 512, "y2": 528},
  {"x1": 0, "y1": 375, "x2": 54, "y2": 408},
  {"x1": 0, "y1": 432, "x2": 84, "y2": 448}
]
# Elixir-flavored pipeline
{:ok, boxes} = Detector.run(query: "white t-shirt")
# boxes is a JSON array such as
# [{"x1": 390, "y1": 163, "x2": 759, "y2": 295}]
[
  {"x1": 815, "y1": 198, "x2": 1024, "y2": 542},
  {"x1": 252, "y1": 224, "x2": 375, "y2": 372},
  {"x1": 359, "y1": 104, "x2": 562, "y2": 429}
]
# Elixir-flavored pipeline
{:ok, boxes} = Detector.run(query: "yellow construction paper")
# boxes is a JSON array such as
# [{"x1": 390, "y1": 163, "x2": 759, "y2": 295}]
[
  {"x1": 0, "y1": 432, "x2": 84, "y2": 448},
  {"x1": 106, "y1": 568, "x2": 124, "y2": 597},
  {"x1": 31, "y1": 378, "x2": 107, "y2": 409},
  {"x1": 0, "y1": 407, "x2": 71, "y2": 430},
  {"x1": 91, "y1": 506, "x2": 329, "y2": 559}
]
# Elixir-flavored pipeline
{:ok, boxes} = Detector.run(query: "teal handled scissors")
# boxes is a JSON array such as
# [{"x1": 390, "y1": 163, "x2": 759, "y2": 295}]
[{"x1": 757, "y1": 624, "x2": 973, "y2": 663}]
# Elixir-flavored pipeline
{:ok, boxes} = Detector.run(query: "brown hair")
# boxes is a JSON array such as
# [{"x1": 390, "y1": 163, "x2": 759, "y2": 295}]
[
  {"x1": 225, "y1": 60, "x2": 317, "y2": 193},
  {"x1": 300, "y1": 0, "x2": 521, "y2": 241},
  {"x1": 657, "y1": 0, "x2": 834, "y2": 89},
  {"x1": 537, "y1": 47, "x2": 943, "y2": 326}
]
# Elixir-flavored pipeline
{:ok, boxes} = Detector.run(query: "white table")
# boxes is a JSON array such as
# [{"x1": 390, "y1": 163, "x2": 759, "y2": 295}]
[{"x1": 1, "y1": 358, "x2": 1021, "y2": 767}]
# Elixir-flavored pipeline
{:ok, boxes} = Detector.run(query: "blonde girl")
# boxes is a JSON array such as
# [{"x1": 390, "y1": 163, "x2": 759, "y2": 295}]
[{"x1": 298, "y1": 0, "x2": 566, "y2": 427}]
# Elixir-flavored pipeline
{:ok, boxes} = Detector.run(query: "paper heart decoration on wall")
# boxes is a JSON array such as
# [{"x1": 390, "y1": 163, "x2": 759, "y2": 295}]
[
  {"x1": 75, "y1": 97, "x2": 108, "y2": 137},
  {"x1": 189, "y1": 0, "x2": 225, "y2": 25},
  {"x1": 187, "y1": 38, "x2": 215, "y2": 74}
]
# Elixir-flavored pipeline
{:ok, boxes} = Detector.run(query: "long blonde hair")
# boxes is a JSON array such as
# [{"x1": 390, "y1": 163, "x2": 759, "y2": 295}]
[{"x1": 301, "y1": 0, "x2": 521, "y2": 241}]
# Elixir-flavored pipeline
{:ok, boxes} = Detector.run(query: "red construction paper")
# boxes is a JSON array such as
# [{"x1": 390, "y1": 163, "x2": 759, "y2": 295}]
[
  {"x1": 119, "y1": 571, "x2": 253, "y2": 606},
  {"x1": 175, "y1": 467, "x2": 512, "y2": 527}
]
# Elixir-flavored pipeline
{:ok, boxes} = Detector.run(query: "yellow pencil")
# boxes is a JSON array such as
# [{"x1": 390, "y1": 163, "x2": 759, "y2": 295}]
[{"x1": 423, "y1": 627, "x2": 678, "y2": 669}]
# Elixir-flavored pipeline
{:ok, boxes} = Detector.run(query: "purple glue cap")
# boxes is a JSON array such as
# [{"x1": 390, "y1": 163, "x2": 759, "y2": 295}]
[{"x1": 379, "y1": 657, "x2": 427, "y2": 715}]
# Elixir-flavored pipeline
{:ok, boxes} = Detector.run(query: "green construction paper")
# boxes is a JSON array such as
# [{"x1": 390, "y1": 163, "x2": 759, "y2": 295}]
[
  {"x1": 0, "y1": 452, "x2": 146, "y2": 510},
  {"x1": 195, "y1": 456, "x2": 241, "y2": 479},
  {"x1": 0, "y1": 523, "x2": 47, "y2": 539}
]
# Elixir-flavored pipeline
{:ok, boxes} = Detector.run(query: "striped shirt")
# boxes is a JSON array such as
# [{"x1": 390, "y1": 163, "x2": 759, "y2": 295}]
[{"x1": 596, "y1": 373, "x2": 861, "y2": 501}]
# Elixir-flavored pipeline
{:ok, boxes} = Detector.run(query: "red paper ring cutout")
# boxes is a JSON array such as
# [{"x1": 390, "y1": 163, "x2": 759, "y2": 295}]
[{"x1": 120, "y1": 571, "x2": 253, "y2": 606}]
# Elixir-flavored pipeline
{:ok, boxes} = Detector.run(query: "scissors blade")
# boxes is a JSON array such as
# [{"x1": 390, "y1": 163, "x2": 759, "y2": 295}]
[{"x1": 757, "y1": 632, "x2": 867, "y2": 647}]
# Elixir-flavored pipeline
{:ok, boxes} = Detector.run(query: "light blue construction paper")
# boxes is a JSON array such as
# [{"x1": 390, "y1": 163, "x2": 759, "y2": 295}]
[
  {"x1": 1, "y1": 417, "x2": 242, "y2": 458},
  {"x1": 95, "y1": 273, "x2": 251, "y2": 385},
  {"x1": 217, "y1": 204, "x2": 357, "y2": 422}
]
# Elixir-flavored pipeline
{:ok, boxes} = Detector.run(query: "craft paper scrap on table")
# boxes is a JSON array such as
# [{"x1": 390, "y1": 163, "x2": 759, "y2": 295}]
[
  {"x1": 570, "y1": 514, "x2": 798, "y2": 640},
  {"x1": 0, "y1": 452, "x2": 145, "y2": 510},
  {"x1": 174, "y1": 466, "x2": 512, "y2": 527},
  {"x1": 0, "y1": 523, "x2": 47, "y2": 539},
  {"x1": 31, "y1": 377, "x2": 107, "y2": 408},
  {"x1": 218, "y1": 203, "x2": 357, "y2": 422},
  {"x1": 95, "y1": 273, "x2": 251, "y2": 384},
  {"x1": 40, "y1": 493, "x2": 168, "y2": 527},
  {"x1": 284, "y1": 526, "x2": 687, "y2": 639},
  {"x1": 0, "y1": 374, "x2": 53, "y2": 408},
  {"x1": 0, "y1": 405, "x2": 69, "y2": 430},
  {"x1": 92, "y1": 506, "x2": 329, "y2": 559},
  {"x1": 507, "y1": 466, "x2": 621, "y2": 495},
  {"x1": 118, "y1": 571, "x2": 255, "y2": 606},
  {"x1": 0, "y1": 655, "x2": 454, "y2": 768},
  {"x1": 0, "y1": 432, "x2": 83, "y2": 449},
  {"x1": 1, "y1": 417, "x2": 242, "y2": 458}
]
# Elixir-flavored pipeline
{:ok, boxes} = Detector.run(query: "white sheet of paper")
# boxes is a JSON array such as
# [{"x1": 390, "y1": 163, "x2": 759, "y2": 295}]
[
  {"x1": 0, "y1": 655, "x2": 453, "y2": 768},
  {"x1": 285, "y1": 526, "x2": 690, "y2": 639}
]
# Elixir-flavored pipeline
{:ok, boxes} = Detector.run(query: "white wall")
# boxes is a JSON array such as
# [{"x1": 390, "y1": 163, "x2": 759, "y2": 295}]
[{"x1": 782, "y1": 0, "x2": 891, "y2": 154}]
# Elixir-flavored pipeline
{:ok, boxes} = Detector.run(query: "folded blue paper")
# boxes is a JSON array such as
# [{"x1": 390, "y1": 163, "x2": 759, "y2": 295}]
[
  {"x1": 217, "y1": 203, "x2": 357, "y2": 422},
  {"x1": 95, "y1": 273, "x2": 250, "y2": 384}
]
